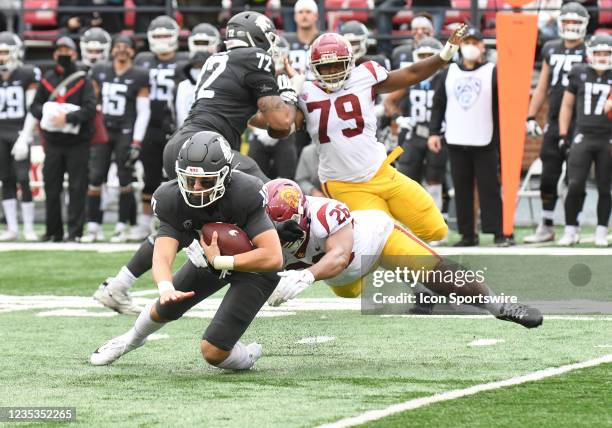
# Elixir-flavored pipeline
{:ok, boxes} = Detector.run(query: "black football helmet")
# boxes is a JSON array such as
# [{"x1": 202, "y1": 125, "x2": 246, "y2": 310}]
[
  {"x1": 224, "y1": 11, "x2": 279, "y2": 56},
  {"x1": 147, "y1": 15, "x2": 180, "y2": 55},
  {"x1": 0, "y1": 32, "x2": 22, "y2": 73},
  {"x1": 189, "y1": 23, "x2": 221, "y2": 55},
  {"x1": 413, "y1": 37, "x2": 442, "y2": 62},
  {"x1": 586, "y1": 34, "x2": 612, "y2": 71},
  {"x1": 339, "y1": 20, "x2": 369, "y2": 60},
  {"x1": 391, "y1": 44, "x2": 413, "y2": 70},
  {"x1": 175, "y1": 131, "x2": 235, "y2": 208},
  {"x1": 557, "y1": 2, "x2": 589, "y2": 41},
  {"x1": 80, "y1": 27, "x2": 111, "y2": 66}
]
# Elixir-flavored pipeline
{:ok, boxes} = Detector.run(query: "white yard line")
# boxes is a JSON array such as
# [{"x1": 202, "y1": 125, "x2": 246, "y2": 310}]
[
  {"x1": 317, "y1": 354, "x2": 612, "y2": 428},
  {"x1": 2, "y1": 242, "x2": 612, "y2": 255}
]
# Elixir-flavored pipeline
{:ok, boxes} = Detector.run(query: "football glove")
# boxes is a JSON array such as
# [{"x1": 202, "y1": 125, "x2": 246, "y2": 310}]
[
  {"x1": 11, "y1": 132, "x2": 31, "y2": 161},
  {"x1": 277, "y1": 74, "x2": 298, "y2": 106},
  {"x1": 185, "y1": 239, "x2": 209, "y2": 269},
  {"x1": 125, "y1": 141, "x2": 141, "y2": 167},
  {"x1": 275, "y1": 219, "x2": 305, "y2": 243},
  {"x1": 526, "y1": 117, "x2": 543, "y2": 137},
  {"x1": 558, "y1": 136, "x2": 570, "y2": 157},
  {"x1": 268, "y1": 269, "x2": 315, "y2": 306}
]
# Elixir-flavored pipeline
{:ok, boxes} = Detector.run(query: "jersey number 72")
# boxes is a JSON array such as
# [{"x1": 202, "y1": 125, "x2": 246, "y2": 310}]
[{"x1": 306, "y1": 94, "x2": 364, "y2": 144}]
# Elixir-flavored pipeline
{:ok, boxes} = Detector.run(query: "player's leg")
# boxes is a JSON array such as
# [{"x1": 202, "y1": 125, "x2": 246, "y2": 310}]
[
  {"x1": 0, "y1": 136, "x2": 19, "y2": 241},
  {"x1": 397, "y1": 135, "x2": 426, "y2": 184},
  {"x1": 383, "y1": 166, "x2": 448, "y2": 243},
  {"x1": 424, "y1": 142, "x2": 448, "y2": 244},
  {"x1": 41, "y1": 145, "x2": 65, "y2": 241},
  {"x1": 65, "y1": 143, "x2": 89, "y2": 240},
  {"x1": 247, "y1": 134, "x2": 273, "y2": 178},
  {"x1": 200, "y1": 271, "x2": 278, "y2": 369},
  {"x1": 115, "y1": 133, "x2": 137, "y2": 236},
  {"x1": 525, "y1": 122, "x2": 563, "y2": 242},
  {"x1": 473, "y1": 145, "x2": 505, "y2": 243},
  {"x1": 329, "y1": 278, "x2": 363, "y2": 298},
  {"x1": 592, "y1": 137, "x2": 611, "y2": 247},
  {"x1": 560, "y1": 136, "x2": 591, "y2": 245},
  {"x1": 380, "y1": 226, "x2": 543, "y2": 328},
  {"x1": 82, "y1": 141, "x2": 111, "y2": 243},
  {"x1": 13, "y1": 133, "x2": 36, "y2": 241},
  {"x1": 273, "y1": 136, "x2": 298, "y2": 179},
  {"x1": 90, "y1": 261, "x2": 227, "y2": 365},
  {"x1": 322, "y1": 179, "x2": 391, "y2": 215},
  {"x1": 134, "y1": 127, "x2": 166, "y2": 241},
  {"x1": 232, "y1": 151, "x2": 270, "y2": 183}
]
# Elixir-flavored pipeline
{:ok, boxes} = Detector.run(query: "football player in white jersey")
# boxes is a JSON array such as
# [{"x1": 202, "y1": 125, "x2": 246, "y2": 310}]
[
  {"x1": 258, "y1": 179, "x2": 542, "y2": 329},
  {"x1": 251, "y1": 26, "x2": 466, "y2": 256}
]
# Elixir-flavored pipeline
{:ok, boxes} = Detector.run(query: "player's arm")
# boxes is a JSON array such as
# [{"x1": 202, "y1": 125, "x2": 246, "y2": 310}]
[
  {"x1": 152, "y1": 235, "x2": 194, "y2": 304},
  {"x1": 307, "y1": 223, "x2": 354, "y2": 281},
  {"x1": 558, "y1": 90, "x2": 575, "y2": 138},
  {"x1": 374, "y1": 24, "x2": 466, "y2": 94},
  {"x1": 383, "y1": 88, "x2": 406, "y2": 117},
  {"x1": 527, "y1": 60, "x2": 550, "y2": 119},
  {"x1": 257, "y1": 94, "x2": 297, "y2": 137},
  {"x1": 248, "y1": 107, "x2": 305, "y2": 136},
  {"x1": 234, "y1": 229, "x2": 284, "y2": 271}
]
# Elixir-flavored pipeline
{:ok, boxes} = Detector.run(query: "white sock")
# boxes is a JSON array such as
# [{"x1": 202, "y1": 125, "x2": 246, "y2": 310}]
[
  {"x1": 565, "y1": 225, "x2": 578, "y2": 235},
  {"x1": 541, "y1": 210, "x2": 554, "y2": 223},
  {"x1": 138, "y1": 214, "x2": 153, "y2": 229},
  {"x1": 21, "y1": 201, "x2": 35, "y2": 234},
  {"x1": 216, "y1": 341, "x2": 255, "y2": 370},
  {"x1": 114, "y1": 222, "x2": 126, "y2": 233},
  {"x1": 112, "y1": 266, "x2": 137, "y2": 291},
  {"x1": 424, "y1": 183, "x2": 443, "y2": 211},
  {"x1": 86, "y1": 222, "x2": 100, "y2": 233},
  {"x1": 126, "y1": 303, "x2": 164, "y2": 345},
  {"x1": 596, "y1": 225, "x2": 608, "y2": 236},
  {"x1": 2, "y1": 199, "x2": 18, "y2": 233}
]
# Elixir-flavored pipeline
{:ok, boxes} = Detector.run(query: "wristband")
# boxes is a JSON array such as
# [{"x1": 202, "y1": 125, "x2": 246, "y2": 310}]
[
  {"x1": 439, "y1": 42, "x2": 459, "y2": 62},
  {"x1": 213, "y1": 255, "x2": 235, "y2": 270},
  {"x1": 157, "y1": 280, "x2": 174, "y2": 294},
  {"x1": 290, "y1": 74, "x2": 306, "y2": 94},
  {"x1": 527, "y1": 116, "x2": 536, "y2": 121}
]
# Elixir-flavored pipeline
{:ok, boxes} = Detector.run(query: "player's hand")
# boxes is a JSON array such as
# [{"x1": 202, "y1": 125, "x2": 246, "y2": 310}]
[
  {"x1": 200, "y1": 231, "x2": 221, "y2": 265},
  {"x1": 159, "y1": 289, "x2": 195, "y2": 305},
  {"x1": 275, "y1": 220, "x2": 305, "y2": 244},
  {"x1": 427, "y1": 135, "x2": 442, "y2": 153},
  {"x1": 125, "y1": 140, "x2": 141, "y2": 167},
  {"x1": 185, "y1": 239, "x2": 209, "y2": 268},
  {"x1": 395, "y1": 116, "x2": 415, "y2": 131},
  {"x1": 448, "y1": 23, "x2": 468, "y2": 45},
  {"x1": 558, "y1": 135, "x2": 571, "y2": 157},
  {"x1": 11, "y1": 133, "x2": 30, "y2": 161},
  {"x1": 284, "y1": 56, "x2": 298, "y2": 78},
  {"x1": 526, "y1": 117, "x2": 543, "y2": 137},
  {"x1": 51, "y1": 110, "x2": 67, "y2": 127},
  {"x1": 277, "y1": 74, "x2": 298, "y2": 106},
  {"x1": 268, "y1": 269, "x2": 315, "y2": 306}
]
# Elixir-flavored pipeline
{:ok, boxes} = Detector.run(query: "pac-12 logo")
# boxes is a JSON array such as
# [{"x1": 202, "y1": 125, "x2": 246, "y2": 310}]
[{"x1": 454, "y1": 76, "x2": 481, "y2": 110}]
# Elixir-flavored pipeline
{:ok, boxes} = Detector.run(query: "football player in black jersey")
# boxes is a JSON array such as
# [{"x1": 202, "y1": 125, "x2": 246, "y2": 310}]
[
  {"x1": 79, "y1": 27, "x2": 112, "y2": 70},
  {"x1": 385, "y1": 37, "x2": 449, "y2": 237},
  {"x1": 133, "y1": 15, "x2": 190, "y2": 241},
  {"x1": 91, "y1": 131, "x2": 283, "y2": 370},
  {"x1": 339, "y1": 20, "x2": 391, "y2": 70},
  {"x1": 0, "y1": 32, "x2": 39, "y2": 242},
  {"x1": 92, "y1": 11, "x2": 298, "y2": 314},
  {"x1": 84, "y1": 35, "x2": 150, "y2": 244},
  {"x1": 187, "y1": 23, "x2": 221, "y2": 56},
  {"x1": 524, "y1": 2, "x2": 589, "y2": 243},
  {"x1": 558, "y1": 34, "x2": 612, "y2": 247}
]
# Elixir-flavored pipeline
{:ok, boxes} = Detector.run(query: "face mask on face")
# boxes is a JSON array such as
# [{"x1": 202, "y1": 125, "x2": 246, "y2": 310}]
[
  {"x1": 57, "y1": 54, "x2": 75, "y2": 73},
  {"x1": 460, "y1": 44, "x2": 481, "y2": 62}
]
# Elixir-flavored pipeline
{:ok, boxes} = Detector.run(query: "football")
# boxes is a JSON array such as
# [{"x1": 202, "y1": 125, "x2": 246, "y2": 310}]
[{"x1": 200, "y1": 222, "x2": 254, "y2": 256}]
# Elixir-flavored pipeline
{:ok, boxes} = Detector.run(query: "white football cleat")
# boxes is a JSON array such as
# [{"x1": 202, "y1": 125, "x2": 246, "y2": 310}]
[
  {"x1": 81, "y1": 230, "x2": 105, "y2": 243},
  {"x1": 110, "y1": 229, "x2": 129, "y2": 243},
  {"x1": 558, "y1": 226, "x2": 580, "y2": 246},
  {"x1": 594, "y1": 226, "x2": 608, "y2": 248},
  {"x1": 524, "y1": 222, "x2": 554, "y2": 243},
  {"x1": 23, "y1": 231, "x2": 39, "y2": 242},
  {"x1": 246, "y1": 342, "x2": 263, "y2": 366},
  {"x1": 0, "y1": 230, "x2": 18, "y2": 241},
  {"x1": 93, "y1": 278, "x2": 142, "y2": 315},
  {"x1": 127, "y1": 224, "x2": 150, "y2": 242},
  {"x1": 90, "y1": 332, "x2": 145, "y2": 366}
]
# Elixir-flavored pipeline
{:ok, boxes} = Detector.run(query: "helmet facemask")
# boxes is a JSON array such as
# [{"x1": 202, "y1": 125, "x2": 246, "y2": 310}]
[
  {"x1": 148, "y1": 28, "x2": 179, "y2": 55},
  {"x1": 0, "y1": 38, "x2": 20, "y2": 73},
  {"x1": 176, "y1": 164, "x2": 231, "y2": 208},
  {"x1": 557, "y1": 15, "x2": 588, "y2": 41},
  {"x1": 587, "y1": 45, "x2": 612, "y2": 71}
]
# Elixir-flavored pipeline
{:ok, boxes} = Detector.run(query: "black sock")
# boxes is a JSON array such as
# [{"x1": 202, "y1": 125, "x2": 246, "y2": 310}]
[
  {"x1": 126, "y1": 239, "x2": 155, "y2": 278},
  {"x1": 119, "y1": 192, "x2": 135, "y2": 224},
  {"x1": 87, "y1": 194, "x2": 103, "y2": 224},
  {"x1": 544, "y1": 218, "x2": 553, "y2": 227}
]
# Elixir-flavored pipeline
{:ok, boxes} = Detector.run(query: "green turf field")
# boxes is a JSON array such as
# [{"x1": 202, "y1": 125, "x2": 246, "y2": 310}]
[{"x1": 0, "y1": 250, "x2": 611, "y2": 427}]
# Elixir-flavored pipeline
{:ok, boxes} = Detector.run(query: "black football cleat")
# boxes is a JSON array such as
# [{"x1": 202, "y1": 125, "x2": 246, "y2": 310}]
[{"x1": 496, "y1": 303, "x2": 543, "y2": 329}]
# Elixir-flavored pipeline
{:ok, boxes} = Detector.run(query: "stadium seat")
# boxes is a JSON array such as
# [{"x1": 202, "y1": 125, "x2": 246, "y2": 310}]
[
  {"x1": 325, "y1": 0, "x2": 372, "y2": 32},
  {"x1": 599, "y1": 0, "x2": 612, "y2": 31}
]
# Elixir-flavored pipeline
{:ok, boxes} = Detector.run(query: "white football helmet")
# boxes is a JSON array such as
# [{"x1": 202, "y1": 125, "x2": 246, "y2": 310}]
[
  {"x1": 412, "y1": 36, "x2": 443, "y2": 62},
  {"x1": 557, "y1": 2, "x2": 589, "y2": 41},
  {"x1": 188, "y1": 23, "x2": 221, "y2": 55},
  {"x1": 0, "y1": 32, "x2": 23, "y2": 73},
  {"x1": 147, "y1": 15, "x2": 180, "y2": 55},
  {"x1": 80, "y1": 27, "x2": 111, "y2": 67},
  {"x1": 586, "y1": 34, "x2": 612, "y2": 71},
  {"x1": 339, "y1": 20, "x2": 369, "y2": 60}
]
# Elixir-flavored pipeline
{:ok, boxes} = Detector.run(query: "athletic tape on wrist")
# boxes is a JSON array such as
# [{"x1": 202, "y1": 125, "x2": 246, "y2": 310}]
[
  {"x1": 439, "y1": 42, "x2": 459, "y2": 62},
  {"x1": 213, "y1": 256, "x2": 235, "y2": 270},
  {"x1": 157, "y1": 281, "x2": 174, "y2": 294}
]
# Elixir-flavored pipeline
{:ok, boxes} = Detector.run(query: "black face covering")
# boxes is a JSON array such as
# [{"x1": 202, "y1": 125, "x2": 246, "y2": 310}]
[{"x1": 57, "y1": 54, "x2": 75, "y2": 74}]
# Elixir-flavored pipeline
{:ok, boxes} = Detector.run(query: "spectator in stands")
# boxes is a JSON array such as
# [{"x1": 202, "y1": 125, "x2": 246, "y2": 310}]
[
  {"x1": 294, "y1": 143, "x2": 323, "y2": 197},
  {"x1": 178, "y1": 0, "x2": 226, "y2": 29},
  {"x1": 375, "y1": 0, "x2": 405, "y2": 56},
  {"x1": 412, "y1": 0, "x2": 450, "y2": 36},
  {"x1": 428, "y1": 29, "x2": 510, "y2": 247},
  {"x1": 523, "y1": 0, "x2": 563, "y2": 41},
  {"x1": 20, "y1": 37, "x2": 96, "y2": 241}
]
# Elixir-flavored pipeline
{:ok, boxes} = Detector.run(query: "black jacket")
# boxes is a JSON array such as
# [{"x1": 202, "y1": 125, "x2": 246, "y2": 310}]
[{"x1": 30, "y1": 66, "x2": 96, "y2": 145}]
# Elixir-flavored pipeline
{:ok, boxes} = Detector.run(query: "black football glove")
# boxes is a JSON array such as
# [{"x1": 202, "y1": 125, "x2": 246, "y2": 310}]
[
  {"x1": 125, "y1": 141, "x2": 142, "y2": 167},
  {"x1": 558, "y1": 135, "x2": 570, "y2": 157},
  {"x1": 275, "y1": 220, "x2": 305, "y2": 244}
]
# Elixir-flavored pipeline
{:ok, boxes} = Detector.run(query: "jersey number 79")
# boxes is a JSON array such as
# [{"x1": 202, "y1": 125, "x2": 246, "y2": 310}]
[{"x1": 306, "y1": 94, "x2": 364, "y2": 144}]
